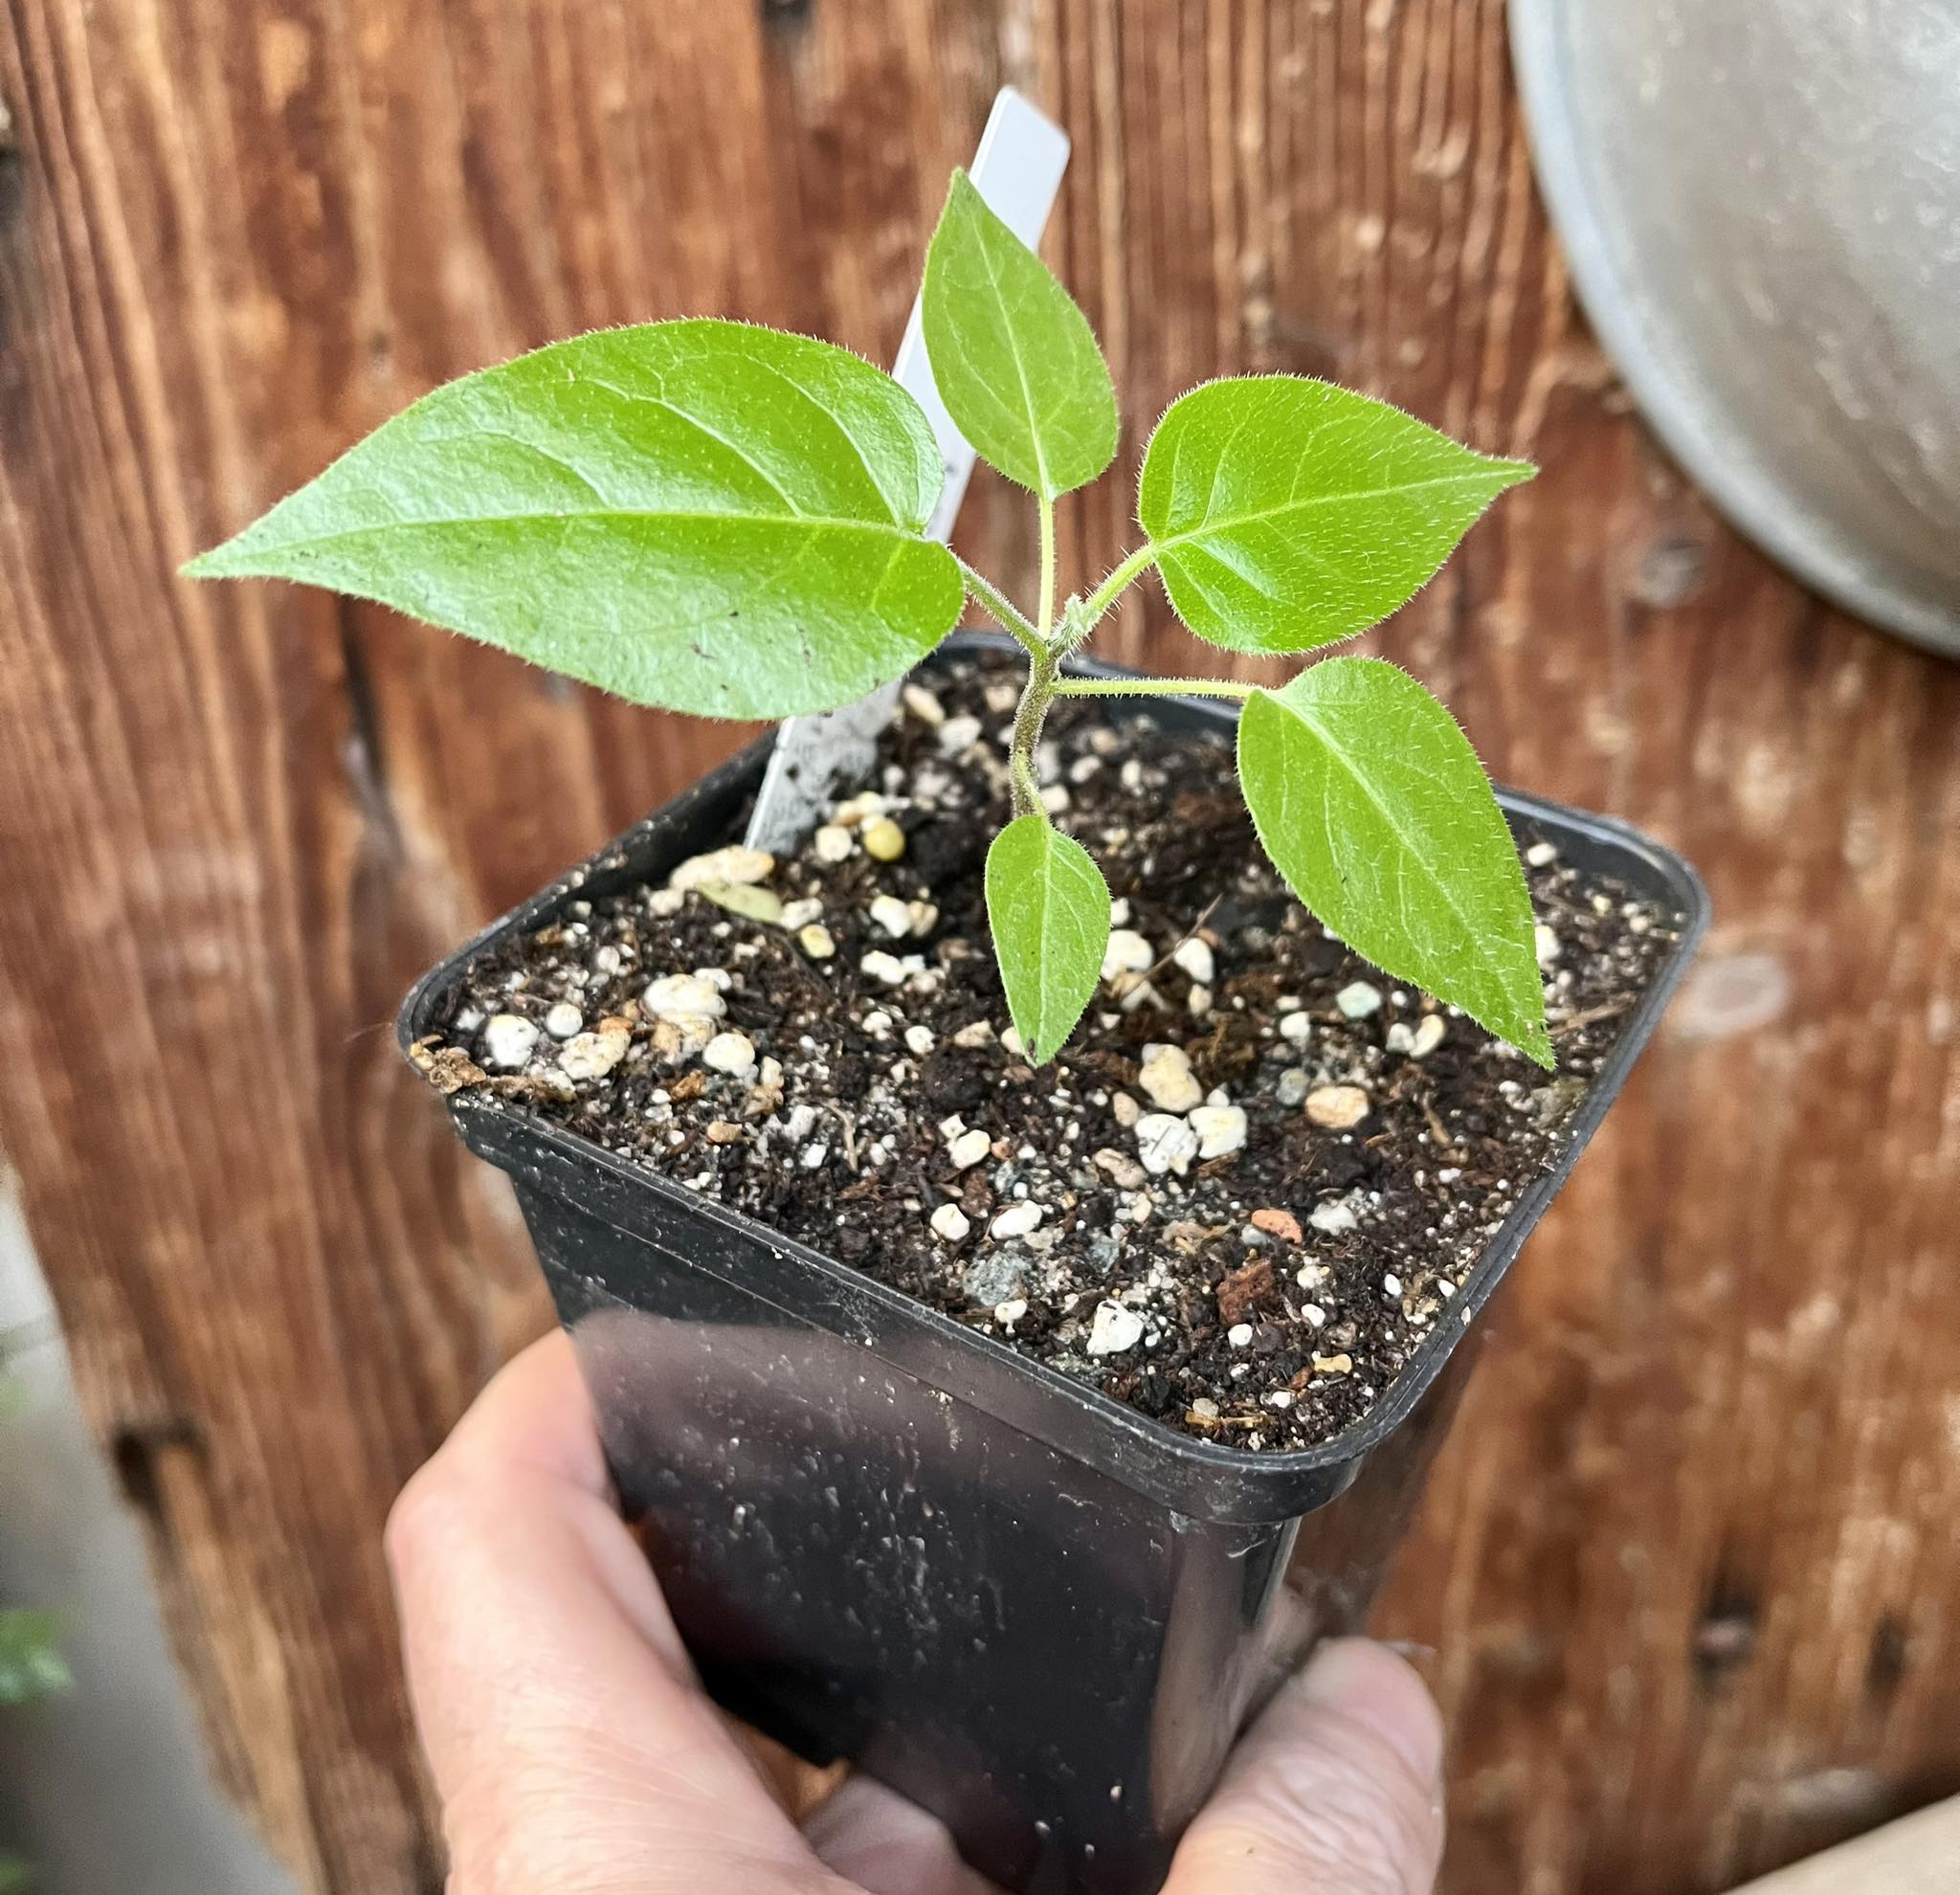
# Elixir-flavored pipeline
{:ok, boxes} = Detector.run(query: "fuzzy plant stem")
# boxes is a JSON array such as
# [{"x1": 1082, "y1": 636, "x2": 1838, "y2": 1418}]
[
  {"x1": 973, "y1": 529, "x2": 1251, "y2": 821},
  {"x1": 1050, "y1": 676, "x2": 1256, "y2": 700}
]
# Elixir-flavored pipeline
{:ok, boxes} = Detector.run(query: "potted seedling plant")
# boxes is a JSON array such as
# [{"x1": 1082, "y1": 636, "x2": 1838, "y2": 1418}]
[{"x1": 188, "y1": 101, "x2": 1704, "y2": 1895}]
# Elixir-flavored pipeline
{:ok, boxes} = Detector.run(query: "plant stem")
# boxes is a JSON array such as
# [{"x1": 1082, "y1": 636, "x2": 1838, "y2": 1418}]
[
  {"x1": 957, "y1": 558, "x2": 1044, "y2": 658},
  {"x1": 999, "y1": 527, "x2": 1239, "y2": 821},
  {"x1": 1008, "y1": 641, "x2": 1057, "y2": 818},
  {"x1": 1080, "y1": 544, "x2": 1159, "y2": 627},
  {"x1": 1036, "y1": 497, "x2": 1058, "y2": 644},
  {"x1": 1051, "y1": 676, "x2": 1257, "y2": 701},
  {"x1": 1002, "y1": 497, "x2": 1063, "y2": 821}
]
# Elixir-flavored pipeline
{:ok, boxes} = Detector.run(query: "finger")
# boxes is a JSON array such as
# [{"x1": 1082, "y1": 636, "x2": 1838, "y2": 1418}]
[
  {"x1": 1163, "y1": 1639, "x2": 1446, "y2": 1895},
  {"x1": 803, "y1": 1775, "x2": 1003, "y2": 1895},
  {"x1": 386, "y1": 1332, "x2": 841, "y2": 1895}
]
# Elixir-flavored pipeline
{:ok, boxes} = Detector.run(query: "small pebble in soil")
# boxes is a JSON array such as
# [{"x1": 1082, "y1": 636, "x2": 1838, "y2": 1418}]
[
  {"x1": 643, "y1": 973, "x2": 726, "y2": 1022},
  {"x1": 902, "y1": 682, "x2": 946, "y2": 725},
  {"x1": 1305, "y1": 1084, "x2": 1371, "y2": 1129},
  {"x1": 1335, "y1": 981, "x2": 1383, "y2": 1019},
  {"x1": 702, "y1": 1032, "x2": 757, "y2": 1077},
  {"x1": 1086, "y1": 1301, "x2": 1146, "y2": 1356},
  {"x1": 869, "y1": 894, "x2": 913, "y2": 938},
  {"x1": 963, "y1": 1252, "x2": 1026, "y2": 1307},
  {"x1": 1138, "y1": 1043, "x2": 1204, "y2": 1112},
  {"x1": 1102, "y1": 930, "x2": 1154, "y2": 979},
  {"x1": 798, "y1": 925, "x2": 835, "y2": 960},
  {"x1": 1135, "y1": 1113, "x2": 1200, "y2": 1177},
  {"x1": 1310, "y1": 1193, "x2": 1364, "y2": 1234},
  {"x1": 1190, "y1": 1104, "x2": 1248, "y2": 1158},
  {"x1": 669, "y1": 846, "x2": 772, "y2": 892},
  {"x1": 948, "y1": 1127, "x2": 991, "y2": 1170},
  {"x1": 1092, "y1": 1148, "x2": 1147, "y2": 1190},
  {"x1": 481, "y1": 1014, "x2": 539, "y2": 1069},
  {"x1": 990, "y1": 1202, "x2": 1043, "y2": 1240},
  {"x1": 1172, "y1": 936, "x2": 1214, "y2": 985},
  {"x1": 930, "y1": 1203, "x2": 971, "y2": 1243},
  {"x1": 862, "y1": 816, "x2": 906, "y2": 861},
  {"x1": 559, "y1": 1018, "x2": 630, "y2": 1081},
  {"x1": 544, "y1": 1002, "x2": 584, "y2": 1039}
]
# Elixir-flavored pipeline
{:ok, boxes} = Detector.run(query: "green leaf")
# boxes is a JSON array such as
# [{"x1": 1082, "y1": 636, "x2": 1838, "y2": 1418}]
[
  {"x1": 186, "y1": 321, "x2": 963, "y2": 719},
  {"x1": 0, "y1": 1608, "x2": 70, "y2": 1706},
  {"x1": 1237, "y1": 658, "x2": 1549, "y2": 1063},
  {"x1": 1136, "y1": 376, "x2": 1533, "y2": 653},
  {"x1": 985, "y1": 814, "x2": 1111, "y2": 1065},
  {"x1": 923, "y1": 171, "x2": 1118, "y2": 501}
]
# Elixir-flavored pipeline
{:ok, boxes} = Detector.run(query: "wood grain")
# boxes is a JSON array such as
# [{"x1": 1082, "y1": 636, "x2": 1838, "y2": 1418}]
[{"x1": 0, "y1": 3, "x2": 1954, "y2": 1891}]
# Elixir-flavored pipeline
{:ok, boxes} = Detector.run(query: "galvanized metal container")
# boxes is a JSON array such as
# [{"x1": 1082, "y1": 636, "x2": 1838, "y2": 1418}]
[{"x1": 1512, "y1": 0, "x2": 1960, "y2": 656}]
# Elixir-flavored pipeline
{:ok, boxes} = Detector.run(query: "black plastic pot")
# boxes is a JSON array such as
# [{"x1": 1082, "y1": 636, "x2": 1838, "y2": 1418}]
[{"x1": 398, "y1": 639, "x2": 1707, "y2": 1895}]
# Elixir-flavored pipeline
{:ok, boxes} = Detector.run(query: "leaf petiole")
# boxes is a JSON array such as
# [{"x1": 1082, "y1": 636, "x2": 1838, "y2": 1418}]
[
  {"x1": 1079, "y1": 544, "x2": 1160, "y2": 627},
  {"x1": 1036, "y1": 497, "x2": 1058, "y2": 643},
  {"x1": 957, "y1": 558, "x2": 1044, "y2": 657},
  {"x1": 1051, "y1": 676, "x2": 1257, "y2": 702}
]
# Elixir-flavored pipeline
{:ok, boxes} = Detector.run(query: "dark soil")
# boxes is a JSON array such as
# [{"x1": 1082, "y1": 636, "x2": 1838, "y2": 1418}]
[{"x1": 422, "y1": 654, "x2": 1682, "y2": 1452}]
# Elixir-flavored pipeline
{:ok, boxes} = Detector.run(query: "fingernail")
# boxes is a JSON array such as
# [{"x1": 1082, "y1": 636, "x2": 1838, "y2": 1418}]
[{"x1": 1297, "y1": 1638, "x2": 1445, "y2": 1784}]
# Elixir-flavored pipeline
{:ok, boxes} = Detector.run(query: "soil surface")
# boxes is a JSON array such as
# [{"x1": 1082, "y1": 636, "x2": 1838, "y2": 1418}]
[{"x1": 423, "y1": 654, "x2": 1683, "y2": 1452}]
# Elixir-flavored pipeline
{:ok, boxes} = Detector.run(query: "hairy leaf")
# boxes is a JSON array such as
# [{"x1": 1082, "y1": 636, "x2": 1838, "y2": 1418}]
[
  {"x1": 1137, "y1": 377, "x2": 1533, "y2": 653},
  {"x1": 1238, "y1": 658, "x2": 1549, "y2": 1062},
  {"x1": 985, "y1": 814, "x2": 1111, "y2": 1064},
  {"x1": 923, "y1": 170, "x2": 1117, "y2": 500},
  {"x1": 187, "y1": 321, "x2": 963, "y2": 718}
]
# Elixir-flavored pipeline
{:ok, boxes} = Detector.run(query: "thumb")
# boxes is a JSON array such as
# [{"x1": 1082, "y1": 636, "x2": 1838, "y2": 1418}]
[{"x1": 1164, "y1": 1639, "x2": 1446, "y2": 1895}]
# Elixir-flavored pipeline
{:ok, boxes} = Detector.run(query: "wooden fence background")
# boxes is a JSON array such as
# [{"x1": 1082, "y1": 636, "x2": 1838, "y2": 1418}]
[{"x1": 1, "y1": 2, "x2": 1955, "y2": 1890}]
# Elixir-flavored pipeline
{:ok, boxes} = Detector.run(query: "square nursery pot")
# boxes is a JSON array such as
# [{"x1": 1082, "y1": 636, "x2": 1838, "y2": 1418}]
[{"x1": 398, "y1": 635, "x2": 1707, "y2": 1895}]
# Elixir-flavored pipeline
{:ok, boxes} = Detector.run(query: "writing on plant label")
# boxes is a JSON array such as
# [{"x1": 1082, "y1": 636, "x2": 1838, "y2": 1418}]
[{"x1": 188, "y1": 149, "x2": 1546, "y2": 1067}]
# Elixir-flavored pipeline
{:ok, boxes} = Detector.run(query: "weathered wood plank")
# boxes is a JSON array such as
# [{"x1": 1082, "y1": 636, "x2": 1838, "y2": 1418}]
[{"x1": 0, "y1": 4, "x2": 1954, "y2": 1891}]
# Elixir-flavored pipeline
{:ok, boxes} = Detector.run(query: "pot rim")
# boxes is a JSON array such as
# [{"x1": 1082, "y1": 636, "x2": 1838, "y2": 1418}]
[{"x1": 400, "y1": 635, "x2": 1710, "y2": 1514}]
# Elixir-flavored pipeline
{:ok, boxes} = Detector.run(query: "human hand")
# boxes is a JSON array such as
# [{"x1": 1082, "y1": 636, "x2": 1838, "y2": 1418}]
[{"x1": 386, "y1": 1332, "x2": 1446, "y2": 1895}]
